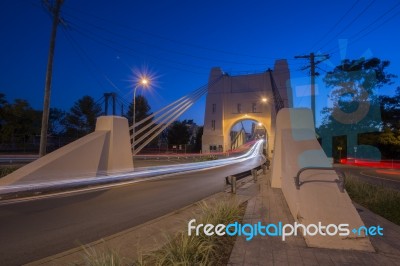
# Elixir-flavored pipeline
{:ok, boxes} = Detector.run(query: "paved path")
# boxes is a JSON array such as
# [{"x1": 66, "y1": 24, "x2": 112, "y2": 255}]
[{"x1": 228, "y1": 172, "x2": 400, "y2": 265}]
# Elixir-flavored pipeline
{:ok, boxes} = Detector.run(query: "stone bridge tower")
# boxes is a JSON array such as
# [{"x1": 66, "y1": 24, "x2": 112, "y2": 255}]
[{"x1": 202, "y1": 59, "x2": 292, "y2": 155}]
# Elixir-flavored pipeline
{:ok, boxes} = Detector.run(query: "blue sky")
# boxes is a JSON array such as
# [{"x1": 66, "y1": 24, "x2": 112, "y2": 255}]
[{"x1": 1, "y1": 0, "x2": 399, "y2": 126}]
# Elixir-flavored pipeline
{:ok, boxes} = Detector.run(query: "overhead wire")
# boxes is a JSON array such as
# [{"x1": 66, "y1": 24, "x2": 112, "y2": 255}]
[
  {"x1": 326, "y1": 2, "x2": 400, "y2": 55},
  {"x1": 61, "y1": 4, "x2": 295, "y2": 61},
  {"x1": 317, "y1": 0, "x2": 377, "y2": 52},
  {"x1": 65, "y1": 19, "x2": 210, "y2": 75},
  {"x1": 310, "y1": 0, "x2": 361, "y2": 51},
  {"x1": 61, "y1": 26, "x2": 110, "y2": 92},
  {"x1": 61, "y1": 12, "x2": 270, "y2": 67}
]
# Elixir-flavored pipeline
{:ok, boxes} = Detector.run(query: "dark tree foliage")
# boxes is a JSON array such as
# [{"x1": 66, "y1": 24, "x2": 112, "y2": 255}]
[
  {"x1": 318, "y1": 57, "x2": 397, "y2": 159},
  {"x1": 126, "y1": 95, "x2": 155, "y2": 150},
  {"x1": 379, "y1": 87, "x2": 400, "y2": 130},
  {"x1": 0, "y1": 98, "x2": 40, "y2": 144},
  {"x1": 167, "y1": 120, "x2": 191, "y2": 146},
  {"x1": 324, "y1": 57, "x2": 396, "y2": 95},
  {"x1": 193, "y1": 126, "x2": 203, "y2": 152},
  {"x1": 48, "y1": 108, "x2": 66, "y2": 135},
  {"x1": 0, "y1": 93, "x2": 7, "y2": 130},
  {"x1": 126, "y1": 95, "x2": 152, "y2": 125},
  {"x1": 64, "y1": 95, "x2": 102, "y2": 138}
]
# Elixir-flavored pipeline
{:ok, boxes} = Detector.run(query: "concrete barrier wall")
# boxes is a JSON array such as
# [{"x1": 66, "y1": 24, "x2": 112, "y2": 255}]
[
  {"x1": 0, "y1": 116, "x2": 133, "y2": 186},
  {"x1": 271, "y1": 108, "x2": 374, "y2": 251}
]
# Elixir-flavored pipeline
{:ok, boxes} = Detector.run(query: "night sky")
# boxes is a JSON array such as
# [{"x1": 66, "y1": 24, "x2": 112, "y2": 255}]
[{"x1": 1, "y1": 0, "x2": 399, "y2": 126}]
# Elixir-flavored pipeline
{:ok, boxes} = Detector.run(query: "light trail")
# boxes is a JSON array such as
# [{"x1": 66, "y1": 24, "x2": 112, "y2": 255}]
[{"x1": 0, "y1": 140, "x2": 265, "y2": 197}]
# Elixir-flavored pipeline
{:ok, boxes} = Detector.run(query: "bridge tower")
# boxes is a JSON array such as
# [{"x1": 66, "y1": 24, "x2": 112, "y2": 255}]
[{"x1": 202, "y1": 59, "x2": 292, "y2": 155}]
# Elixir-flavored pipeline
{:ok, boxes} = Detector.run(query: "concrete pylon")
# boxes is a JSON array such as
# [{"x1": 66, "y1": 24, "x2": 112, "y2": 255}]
[
  {"x1": 0, "y1": 116, "x2": 133, "y2": 186},
  {"x1": 271, "y1": 108, "x2": 374, "y2": 251}
]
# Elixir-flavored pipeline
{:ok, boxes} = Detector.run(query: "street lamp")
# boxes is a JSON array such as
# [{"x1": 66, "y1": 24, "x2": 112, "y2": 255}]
[
  {"x1": 132, "y1": 78, "x2": 150, "y2": 152},
  {"x1": 261, "y1": 97, "x2": 267, "y2": 103}
]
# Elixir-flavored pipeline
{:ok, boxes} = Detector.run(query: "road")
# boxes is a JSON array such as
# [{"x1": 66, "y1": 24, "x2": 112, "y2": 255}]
[
  {"x1": 0, "y1": 146, "x2": 263, "y2": 265},
  {"x1": 335, "y1": 165, "x2": 400, "y2": 191}
]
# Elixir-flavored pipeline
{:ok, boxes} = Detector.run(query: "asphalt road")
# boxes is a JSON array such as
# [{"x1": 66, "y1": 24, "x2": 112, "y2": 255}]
[
  {"x1": 335, "y1": 165, "x2": 400, "y2": 191},
  {"x1": 0, "y1": 156, "x2": 262, "y2": 265}
]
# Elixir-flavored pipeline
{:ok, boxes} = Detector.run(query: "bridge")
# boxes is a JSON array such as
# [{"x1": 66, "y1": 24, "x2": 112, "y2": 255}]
[{"x1": 0, "y1": 59, "x2": 375, "y2": 264}]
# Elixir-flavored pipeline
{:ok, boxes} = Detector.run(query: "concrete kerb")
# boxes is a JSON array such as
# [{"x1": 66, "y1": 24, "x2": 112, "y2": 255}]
[{"x1": 25, "y1": 177, "x2": 258, "y2": 266}]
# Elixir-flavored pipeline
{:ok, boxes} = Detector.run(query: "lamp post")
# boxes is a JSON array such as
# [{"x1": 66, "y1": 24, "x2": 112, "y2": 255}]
[{"x1": 132, "y1": 78, "x2": 149, "y2": 152}]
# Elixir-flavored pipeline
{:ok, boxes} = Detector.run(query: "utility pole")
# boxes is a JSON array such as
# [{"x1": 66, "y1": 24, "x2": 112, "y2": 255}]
[
  {"x1": 294, "y1": 52, "x2": 329, "y2": 126},
  {"x1": 39, "y1": 0, "x2": 64, "y2": 157}
]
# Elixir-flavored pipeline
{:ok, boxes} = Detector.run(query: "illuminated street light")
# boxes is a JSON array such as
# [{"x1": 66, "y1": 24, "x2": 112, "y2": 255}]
[
  {"x1": 261, "y1": 97, "x2": 267, "y2": 103},
  {"x1": 133, "y1": 77, "x2": 150, "y2": 152}
]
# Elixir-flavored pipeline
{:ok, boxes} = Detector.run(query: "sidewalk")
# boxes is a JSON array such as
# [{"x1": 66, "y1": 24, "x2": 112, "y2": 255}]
[{"x1": 228, "y1": 171, "x2": 400, "y2": 265}]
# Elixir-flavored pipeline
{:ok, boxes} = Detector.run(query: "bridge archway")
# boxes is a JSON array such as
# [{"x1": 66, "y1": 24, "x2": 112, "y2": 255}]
[
  {"x1": 202, "y1": 59, "x2": 292, "y2": 156},
  {"x1": 228, "y1": 118, "x2": 268, "y2": 152}
]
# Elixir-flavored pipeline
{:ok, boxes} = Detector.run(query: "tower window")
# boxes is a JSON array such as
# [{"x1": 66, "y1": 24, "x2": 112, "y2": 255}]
[
  {"x1": 252, "y1": 102, "x2": 257, "y2": 113},
  {"x1": 237, "y1": 103, "x2": 241, "y2": 113}
]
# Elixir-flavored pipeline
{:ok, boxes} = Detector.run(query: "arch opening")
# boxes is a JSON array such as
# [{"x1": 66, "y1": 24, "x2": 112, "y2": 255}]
[{"x1": 229, "y1": 119, "x2": 268, "y2": 154}]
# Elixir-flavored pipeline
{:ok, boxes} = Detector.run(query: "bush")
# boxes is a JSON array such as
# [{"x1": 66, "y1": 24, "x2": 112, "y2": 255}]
[
  {"x1": 345, "y1": 175, "x2": 400, "y2": 225},
  {"x1": 136, "y1": 198, "x2": 244, "y2": 266},
  {"x1": 81, "y1": 245, "x2": 124, "y2": 266},
  {"x1": 0, "y1": 165, "x2": 20, "y2": 178}
]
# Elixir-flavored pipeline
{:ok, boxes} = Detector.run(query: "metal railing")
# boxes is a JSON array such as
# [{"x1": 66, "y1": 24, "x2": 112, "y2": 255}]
[{"x1": 294, "y1": 167, "x2": 346, "y2": 193}]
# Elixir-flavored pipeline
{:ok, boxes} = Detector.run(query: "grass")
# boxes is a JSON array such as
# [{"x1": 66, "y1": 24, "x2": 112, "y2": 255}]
[
  {"x1": 0, "y1": 165, "x2": 21, "y2": 178},
  {"x1": 79, "y1": 245, "x2": 124, "y2": 266},
  {"x1": 345, "y1": 175, "x2": 400, "y2": 225},
  {"x1": 80, "y1": 198, "x2": 245, "y2": 266},
  {"x1": 135, "y1": 198, "x2": 245, "y2": 266}
]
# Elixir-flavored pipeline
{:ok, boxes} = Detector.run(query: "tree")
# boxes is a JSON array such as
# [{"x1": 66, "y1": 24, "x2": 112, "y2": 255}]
[
  {"x1": 324, "y1": 57, "x2": 395, "y2": 95},
  {"x1": 125, "y1": 95, "x2": 155, "y2": 150},
  {"x1": 48, "y1": 107, "x2": 66, "y2": 135},
  {"x1": 193, "y1": 126, "x2": 203, "y2": 152},
  {"x1": 0, "y1": 93, "x2": 8, "y2": 131},
  {"x1": 0, "y1": 98, "x2": 40, "y2": 145},
  {"x1": 379, "y1": 87, "x2": 400, "y2": 130},
  {"x1": 167, "y1": 120, "x2": 191, "y2": 146},
  {"x1": 318, "y1": 57, "x2": 396, "y2": 159},
  {"x1": 64, "y1": 96, "x2": 102, "y2": 138},
  {"x1": 126, "y1": 95, "x2": 152, "y2": 125}
]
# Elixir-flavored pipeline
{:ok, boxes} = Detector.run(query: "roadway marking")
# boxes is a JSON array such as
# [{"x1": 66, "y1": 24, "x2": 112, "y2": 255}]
[{"x1": 360, "y1": 171, "x2": 400, "y2": 183}]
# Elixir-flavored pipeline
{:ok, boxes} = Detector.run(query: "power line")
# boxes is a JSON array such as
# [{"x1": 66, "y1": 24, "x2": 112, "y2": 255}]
[
  {"x1": 61, "y1": 4, "x2": 294, "y2": 61},
  {"x1": 62, "y1": 13, "x2": 270, "y2": 67},
  {"x1": 318, "y1": 0, "x2": 377, "y2": 52},
  {"x1": 311, "y1": 0, "x2": 360, "y2": 51},
  {"x1": 66, "y1": 20, "x2": 211, "y2": 75},
  {"x1": 327, "y1": 3, "x2": 400, "y2": 55},
  {"x1": 61, "y1": 27, "x2": 110, "y2": 92}
]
